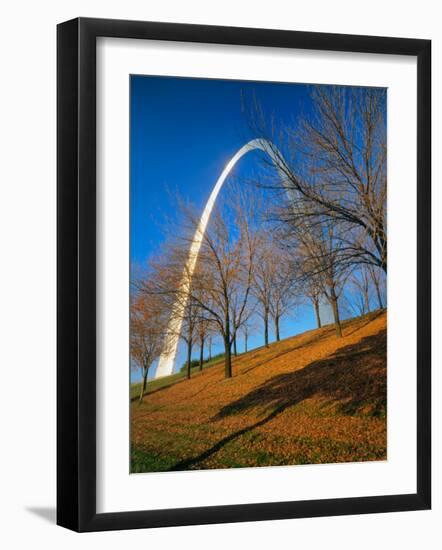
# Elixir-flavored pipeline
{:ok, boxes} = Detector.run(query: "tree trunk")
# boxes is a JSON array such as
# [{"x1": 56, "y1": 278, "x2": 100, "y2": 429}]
[
  {"x1": 313, "y1": 298, "x2": 322, "y2": 328},
  {"x1": 370, "y1": 271, "x2": 384, "y2": 310},
  {"x1": 378, "y1": 235, "x2": 387, "y2": 274},
  {"x1": 376, "y1": 285, "x2": 383, "y2": 309},
  {"x1": 208, "y1": 337, "x2": 212, "y2": 360},
  {"x1": 224, "y1": 336, "x2": 232, "y2": 378},
  {"x1": 375, "y1": 283, "x2": 384, "y2": 310},
  {"x1": 224, "y1": 312, "x2": 232, "y2": 378},
  {"x1": 233, "y1": 333, "x2": 237, "y2": 356},
  {"x1": 264, "y1": 310, "x2": 269, "y2": 347},
  {"x1": 329, "y1": 293, "x2": 342, "y2": 337},
  {"x1": 245, "y1": 330, "x2": 248, "y2": 353},
  {"x1": 186, "y1": 340, "x2": 192, "y2": 379},
  {"x1": 364, "y1": 289, "x2": 370, "y2": 315},
  {"x1": 139, "y1": 366, "x2": 149, "y2": 403},
  {"x1": 199, "y1": 336, "x2": 204, "y2": 371},
  {"x1": 274, "y1": 316, "x2": 280, "y2": 342},
  {"x1": 224, "y1": 310, "x2": 232, "y2": 378}
]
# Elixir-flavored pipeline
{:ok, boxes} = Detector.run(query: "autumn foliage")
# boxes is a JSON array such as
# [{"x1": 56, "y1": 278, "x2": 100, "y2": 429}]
[{"x1": 131, "y1": 311, "x2": 387, "y2": 472}]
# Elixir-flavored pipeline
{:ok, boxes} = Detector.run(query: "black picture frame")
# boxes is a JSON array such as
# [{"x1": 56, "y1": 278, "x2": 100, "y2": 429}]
[{"x1": 57, "y1": 17, "x2": 431, "y2": 532}]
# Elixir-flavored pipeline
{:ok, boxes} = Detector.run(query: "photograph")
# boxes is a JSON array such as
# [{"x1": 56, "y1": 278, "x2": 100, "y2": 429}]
[{"x1": 129, "y1": 75, "x2": 388, "y2": 473}]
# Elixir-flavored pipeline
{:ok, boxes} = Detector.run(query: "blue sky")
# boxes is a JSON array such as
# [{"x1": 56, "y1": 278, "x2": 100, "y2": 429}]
[{"x1": 130, "y1": 75, "x2": 330, "y2": 379}]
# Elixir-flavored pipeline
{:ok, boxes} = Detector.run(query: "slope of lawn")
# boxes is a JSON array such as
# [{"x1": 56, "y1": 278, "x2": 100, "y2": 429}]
[
  {"x1": 131, "y1": 310, "x2": 387, "y2": 472},
  {"x1": 130, "y1": 353, "x2": 228, "y2": 400}
]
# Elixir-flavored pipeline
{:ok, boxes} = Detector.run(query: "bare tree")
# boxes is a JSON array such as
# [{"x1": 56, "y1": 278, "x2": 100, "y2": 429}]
[
  {"x1": 305, "y1": 278, "x2": 323, "y2": 329},
  {"x1": 195, "y1": 305, "x2": 216, "y2": 370},
  {"x1": 251, "y1": 235, "x2": 274, "y2": 347},
  {"x1": 152, "y1": 187, "x2": 258, "y2": 379},
  {"x1": 240, "y1": 321, "x2": 250, "y2": 353},
  {"x1": 367, "y1": 264, "x2": 386, "y2": 310},
  {"x1": 243, "y1": 324, "x2": 249, "y2": 353},
  {"x1": 269, "y1": 248, "x2": 299, "y2": 341},
  {"x1": 346, "y1": 267, "x2": 372, "y2": 317},
  {"x1": 130, "y1": 290, "x2": 168, "y2": 402},
  {"x1": 138, "y1": 242, "x2": 199, "y2": 380},
  {"x1": 248, "y1": 85, "x2": 387, "y2": 274},
  {"x1": 190, "y1": 191, "x2": 258, "y2": 377},
  {"x1": 180, "y1": 293, "x2": 199, "y2": 379},
  {"x1": 295, "y1": 218, "x2": 349, "y2": 337},
  {"x1": 207, "y1": 335, "x2": 213, "y2": 361}
]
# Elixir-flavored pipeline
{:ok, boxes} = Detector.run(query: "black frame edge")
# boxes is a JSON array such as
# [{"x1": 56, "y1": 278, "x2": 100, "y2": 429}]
[
  {"x1": 81, "y1": 493, "x2": 428, "y2": 532},
  {"x1": 57, "y1": 17, "x2": 432, "y2": 532},
  {"x1": 79, "y1": 16, "x2": 428, "y2": 56},
  {"x1": 57, "y1": 17, "x2": 80, "y2": 531},
  {"x1": 416, "y1": 39, "x2": 431, "y2": 510}
]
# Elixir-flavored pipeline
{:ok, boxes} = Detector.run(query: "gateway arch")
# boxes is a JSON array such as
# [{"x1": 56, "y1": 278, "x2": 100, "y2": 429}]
[
  {"x1": 155, "y1": 139, "x2": 277, "y2": 378},
  {"x1": 154, "y1": 138, "x2": 327, "y2": 379}
]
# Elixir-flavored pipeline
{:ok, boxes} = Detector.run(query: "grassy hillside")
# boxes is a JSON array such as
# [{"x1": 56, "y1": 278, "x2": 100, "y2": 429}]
[
  {"x1": 131, "y1": 311, "x2": 387, "y2": 472},
  {"x1": 130, "y1": 354, "x2": 228, "y2": 400}
]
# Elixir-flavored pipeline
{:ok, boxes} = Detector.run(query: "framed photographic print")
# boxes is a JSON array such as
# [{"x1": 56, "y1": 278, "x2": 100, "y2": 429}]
[{"x1": 57, "y1": 17, "x2": 431, "y2": 532}]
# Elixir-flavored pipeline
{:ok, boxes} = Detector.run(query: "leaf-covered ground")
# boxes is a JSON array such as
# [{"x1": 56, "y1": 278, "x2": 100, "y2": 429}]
[{"x1": 131, "y1": 311, "x2": 387, "y2": 472}]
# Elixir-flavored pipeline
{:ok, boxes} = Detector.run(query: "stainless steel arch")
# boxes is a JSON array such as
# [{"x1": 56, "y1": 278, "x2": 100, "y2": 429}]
[{"x1": 155, "y1": 139, "x2": 280, "y2": 378}]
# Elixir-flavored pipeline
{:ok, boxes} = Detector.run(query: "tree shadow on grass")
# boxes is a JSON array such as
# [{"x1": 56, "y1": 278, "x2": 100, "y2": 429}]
[
  {"x1": 239, "y1": 311, "x2": 385, "y2": 378},
  {"x1": 218, "y1": 328, "x2": 387, "y2": 419},
  {"x1": 344, "y1": 310, "x2": 385, "y2": 337},
  {"x1": 168, "y1": 329, "x2": 386, "y2": 471},
  {"x1": 238, "y1": 327, "x2": 335, "y2": 377}
]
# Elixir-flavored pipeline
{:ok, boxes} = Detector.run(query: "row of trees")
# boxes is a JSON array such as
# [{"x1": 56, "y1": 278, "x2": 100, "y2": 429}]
[
  {"x1": 131, "y1": 84, "x2": 387, "y2": 398},
  {"x1": 134, "y1": 188, "x2": 300, "y2": 381}
]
